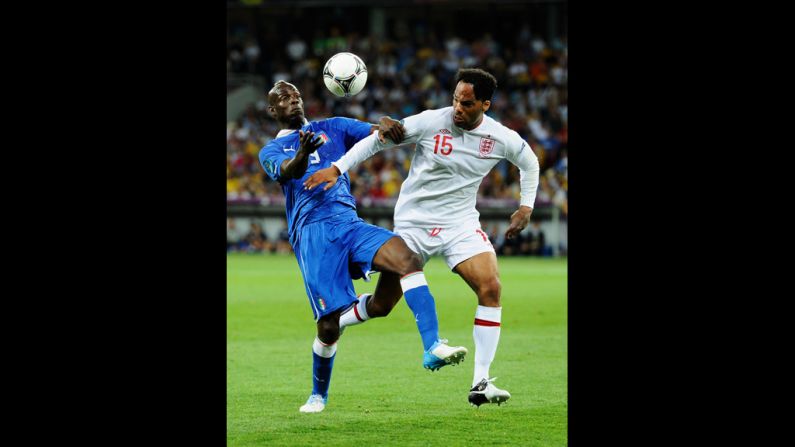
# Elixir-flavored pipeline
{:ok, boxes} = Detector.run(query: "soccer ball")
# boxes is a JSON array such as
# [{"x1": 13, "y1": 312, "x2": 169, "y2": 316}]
[{"x1": 322, "y1": 52, "x2": 368, "y2": 98}]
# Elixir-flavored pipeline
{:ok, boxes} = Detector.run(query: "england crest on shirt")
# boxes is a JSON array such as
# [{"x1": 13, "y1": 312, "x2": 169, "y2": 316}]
[{"x1": 479, "y1": 137, "x2": 495, "y2": 157}]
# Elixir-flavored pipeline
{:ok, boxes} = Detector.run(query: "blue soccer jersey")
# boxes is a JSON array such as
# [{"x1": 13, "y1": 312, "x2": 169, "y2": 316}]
[
  {"x1": 259, "y1": 117, "x2": 395, "y2": 320},
  {"x1": 259, "y1": 117, "x2": 373, "y2": 245}
]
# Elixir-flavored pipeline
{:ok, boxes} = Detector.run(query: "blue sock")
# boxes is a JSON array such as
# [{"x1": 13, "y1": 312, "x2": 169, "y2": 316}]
[
  {"x1": 311, "y1": 337, "x2": 337, "y2": 398},
  {"x1": 400, "y1": 272, "x2": 440, "y2": 351}
]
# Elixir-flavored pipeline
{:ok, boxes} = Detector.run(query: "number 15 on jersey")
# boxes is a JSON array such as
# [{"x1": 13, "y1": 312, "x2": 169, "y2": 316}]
[{"x1": 433, "y1": 134, "x2": 453, "y2": 155}]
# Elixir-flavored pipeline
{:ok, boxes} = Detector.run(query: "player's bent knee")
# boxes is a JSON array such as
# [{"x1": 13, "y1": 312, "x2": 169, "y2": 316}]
[
  {"x1": 477, "y1": 278, "x2": 502, "y2": 306},
  {"x1": 393, "y1": 251, "x2": 424, "y2": 277},
  {"x1": 384, "y1": 237, "x2": 423, "y2": 275},
  {"x1": 406, "y1": 252, "x2": 424, "y2": 274},
  {"x1": 316, "y1": 318, "x2": 340, "y2": 344},
  {"x1": 317, "y1": 328, "x2": 339, "y2": 344}
]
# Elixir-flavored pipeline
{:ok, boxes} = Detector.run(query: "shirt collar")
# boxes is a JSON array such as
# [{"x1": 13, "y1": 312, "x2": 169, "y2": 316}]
[{"x1": 276, "y1": 118, "x2": 310, "y2": 138}]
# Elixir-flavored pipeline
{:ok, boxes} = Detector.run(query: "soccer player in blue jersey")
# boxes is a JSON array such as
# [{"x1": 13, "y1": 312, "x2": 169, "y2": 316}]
[{"x1": 259, "y1": 81, "x2": 467, "y2": 413}]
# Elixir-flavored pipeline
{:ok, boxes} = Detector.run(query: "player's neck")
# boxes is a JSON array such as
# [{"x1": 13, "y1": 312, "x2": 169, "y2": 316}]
[
  {"x1": 461, "y1": 116, "x2": 484, "y2": 131},
  {"x1": 281, "y1": 118, "x2": 309, "y2": 130},
  {"x1": 276, "y1": 118, "x2": 310, "y2": 138}
]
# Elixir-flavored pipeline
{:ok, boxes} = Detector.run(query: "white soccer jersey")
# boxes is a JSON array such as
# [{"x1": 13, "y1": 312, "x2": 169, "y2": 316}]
[{"x1": 332, "y1": 106, "x2": 540, "y2": 228}]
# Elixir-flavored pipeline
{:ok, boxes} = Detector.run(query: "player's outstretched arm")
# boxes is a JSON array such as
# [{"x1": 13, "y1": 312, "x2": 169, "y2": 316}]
[
  {"x1": 303, "y1": 165, "x2": 341, "y2": 191},
  {"x1": 281, "y1": 130, "x2": 324, "y2": 179}
]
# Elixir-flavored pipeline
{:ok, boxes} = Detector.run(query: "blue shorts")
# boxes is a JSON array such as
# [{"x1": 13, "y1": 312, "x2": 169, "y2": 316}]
[{"x1": 293, "y1": 211, "x2": 395, "y2": 321}]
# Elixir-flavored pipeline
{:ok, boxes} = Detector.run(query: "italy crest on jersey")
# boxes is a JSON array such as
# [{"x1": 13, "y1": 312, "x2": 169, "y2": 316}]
[
  {"x1": 316, "y1": 132, "x2": 330, "y2": 145},
  {"x1": 479, "y1": 137, "x2": 495, "y2": 157}
]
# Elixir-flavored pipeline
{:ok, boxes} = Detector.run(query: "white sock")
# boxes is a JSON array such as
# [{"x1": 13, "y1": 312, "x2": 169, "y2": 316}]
[
  {"x1": 339, "y1": 294, "x2": 371, "y2": 330},
  {"x1": 399, "y1": 271, "x2": 427, "y2": 291},
  {"x1": 472, "y1": 305, "x2": 502, "y2": 387},
  {"x1": 312, "y1": 336, "x2": 338, "y2": 358}
]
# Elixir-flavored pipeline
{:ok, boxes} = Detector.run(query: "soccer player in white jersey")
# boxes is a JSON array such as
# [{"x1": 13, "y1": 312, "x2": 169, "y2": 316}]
[{"x1": 304, "y1": 68, "x2": 540, "y2": 406}]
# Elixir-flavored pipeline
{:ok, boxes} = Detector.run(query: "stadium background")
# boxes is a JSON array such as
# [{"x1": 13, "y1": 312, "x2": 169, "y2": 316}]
[
  {"x1": 227, "y1": 1, "x2": 568, "y2": 445},
  {"x1": 227, "y1": 0, "x2": 568, "y2": 258}
]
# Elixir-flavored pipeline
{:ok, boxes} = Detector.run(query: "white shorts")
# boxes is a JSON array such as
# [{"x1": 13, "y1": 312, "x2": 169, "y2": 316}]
[{"x1": 395, "y1": 222, "x2": 495, "y2": 271}]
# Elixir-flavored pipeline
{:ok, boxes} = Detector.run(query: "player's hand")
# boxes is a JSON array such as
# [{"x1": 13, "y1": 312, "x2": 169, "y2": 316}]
[
  {"x1": 299, "y1": 130, "x2": 324, "y2": 154},
  {"x1": 505, "y1": 206, "x2": 533, "y2": 239},
  {"x1": 378, "y1": 116, "x2": 405, "y2": 144},
  {"x1": 303, "y1": 165, "x2": 342, "y2": 191}
]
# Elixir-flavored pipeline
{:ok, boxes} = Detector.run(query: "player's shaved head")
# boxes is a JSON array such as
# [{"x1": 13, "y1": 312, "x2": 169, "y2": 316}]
[
  {"x1": 267, "y1": 80, "x2": 305, "y2": 130},
  {"x1": 268, "y1": 80, "x2": 299, "y2": 106}
]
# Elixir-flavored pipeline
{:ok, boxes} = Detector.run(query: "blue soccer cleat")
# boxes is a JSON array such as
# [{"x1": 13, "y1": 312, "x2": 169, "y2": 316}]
[
  {"x1": 423, "y1": 339, "x2": 468, "y2": 371},
  {"x1": 299, "y1": 394, "x2": 327, "y2": 413}
]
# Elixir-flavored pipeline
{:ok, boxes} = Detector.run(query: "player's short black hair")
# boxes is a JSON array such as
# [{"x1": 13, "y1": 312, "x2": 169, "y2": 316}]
[
  {"x1": 454, "y1": 68, "x2": 498, "y2": 101},
  {"x1": 268, "y1": 80, "x2": 299, "y2": 105}
]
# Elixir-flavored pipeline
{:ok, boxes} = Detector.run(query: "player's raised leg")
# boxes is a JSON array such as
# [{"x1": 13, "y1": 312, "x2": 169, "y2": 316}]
[
  {"x1": 338, "y1": 271, "x2": 404, "y2": 332},
  {"x1": 454, "y1": 251, "x2": 511, "y2": 405},
  {"x1": 372, "y1": 236, "x2": 467, "y2": 371}
]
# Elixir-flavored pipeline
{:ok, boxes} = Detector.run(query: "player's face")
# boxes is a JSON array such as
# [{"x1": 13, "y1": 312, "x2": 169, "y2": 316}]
[
  {"x1": 452, "y1": 82, "x2": 490, "y2": 130},
  {"x1": 268, "y1": 82, "x2": 304, "y2": 128}
]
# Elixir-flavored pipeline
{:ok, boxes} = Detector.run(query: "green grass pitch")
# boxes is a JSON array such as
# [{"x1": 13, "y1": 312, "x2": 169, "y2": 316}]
[{"x1": 227, "y1": 253, "x2": 567, "y2": 446}]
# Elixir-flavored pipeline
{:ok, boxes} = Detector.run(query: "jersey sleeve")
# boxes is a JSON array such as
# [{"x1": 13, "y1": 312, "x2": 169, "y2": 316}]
[
  {"x1": 330, "y1": 109, "x2": 435, "y2": 173},
  {"x1": 504, "y1": 131, "x2": 540, "y2": 208},
  {"x1": 328, "y1": 117, "x2": 375, "y2": 150},
  {"x1": 393, "y1": 109, "x2": 435, "y2": 146},
  {"x1": 259, "y1": 140, "x2": 291, "y2": 182},
  {"x1": 331, "y1": 133, "x2": 383, "y2": 174}
]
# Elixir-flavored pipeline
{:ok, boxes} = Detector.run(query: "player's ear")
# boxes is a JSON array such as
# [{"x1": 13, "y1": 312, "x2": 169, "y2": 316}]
[
  {"x1": 482, "y1": 100, "x2": 491, "y2": 112},
  {"x1": 268, "y1": 106, "x2": 276, "y2": 118}
]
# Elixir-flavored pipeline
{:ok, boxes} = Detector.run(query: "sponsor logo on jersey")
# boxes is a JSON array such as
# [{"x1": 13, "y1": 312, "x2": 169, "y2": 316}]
[
  {"x1": 438, "y1": 128, "x2": 452, "y2": 134},
  {"x1": 479, "y1": 137, "x2": 495, "y2": 157}
]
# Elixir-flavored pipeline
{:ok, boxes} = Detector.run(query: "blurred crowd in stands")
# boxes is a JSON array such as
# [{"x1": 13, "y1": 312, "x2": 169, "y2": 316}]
[
  {"x1": 227, "y1": 19, "x2": 567, "y2": 256},
  {"x1": 227, "y1": 218, "x2": 292, "y2": 255}
]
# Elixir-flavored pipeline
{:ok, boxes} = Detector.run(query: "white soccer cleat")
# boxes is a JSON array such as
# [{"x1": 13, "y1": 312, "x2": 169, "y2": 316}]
[
  {"x1": 299, "y1": 394, "x2": 327, "y2": 413},
  {"x1": 468, "y1": 377, "x2": 511, "y2": 407},
  {"x1": 423, "y1": 339, "x2": 468, "y2": 371}
]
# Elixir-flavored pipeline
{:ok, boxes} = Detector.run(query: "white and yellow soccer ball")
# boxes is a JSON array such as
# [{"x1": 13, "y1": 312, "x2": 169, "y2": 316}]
[{"x1": 322, "y1": 52, "x2": 368, "y2": 98}]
